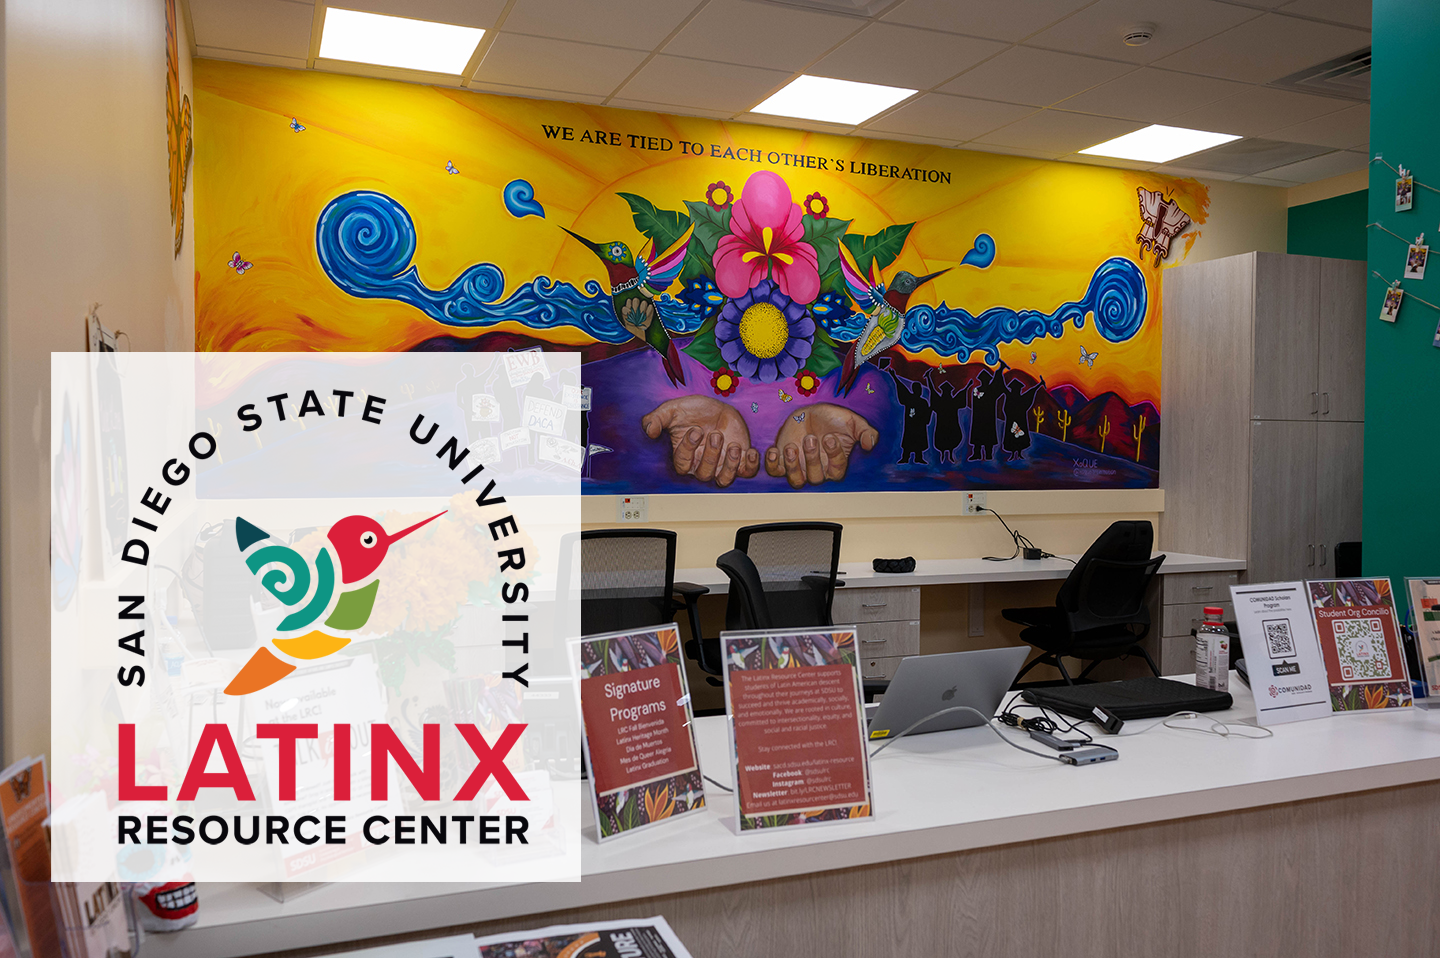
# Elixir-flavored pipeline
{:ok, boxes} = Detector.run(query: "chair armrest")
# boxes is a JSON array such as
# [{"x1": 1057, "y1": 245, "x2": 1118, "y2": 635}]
[
  {"x1": 673, "y1": 581, "x2": 710, "y2": 600},
  {"x1": 800, "y1": 574, "x2": 836, "y2": 591}
]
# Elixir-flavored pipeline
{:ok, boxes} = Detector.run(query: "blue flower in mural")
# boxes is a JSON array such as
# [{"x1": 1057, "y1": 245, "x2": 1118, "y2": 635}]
[
  {"x1": 809, "y1": 290, "x2": 853, "y2": 329},
  {"x1": 676, "y1": 276, "x2": 727, "y2": 321},
  {"x1": 716, "y1": 279, "x2": 814, "y2": 382}
]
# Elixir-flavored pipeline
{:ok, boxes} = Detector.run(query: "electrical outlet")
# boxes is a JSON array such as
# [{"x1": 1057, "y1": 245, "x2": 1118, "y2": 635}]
[
  {"x1": 962, "y1": 491, "x2": 987, "y2": 516},
  {"x1": 617, "y1": 496, "x2": 647, "y2": 522}
]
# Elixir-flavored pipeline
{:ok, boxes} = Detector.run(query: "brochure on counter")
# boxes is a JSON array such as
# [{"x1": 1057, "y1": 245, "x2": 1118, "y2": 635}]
[
  {"x1": 1230, "y1": 582, "x2": 1331, "y2": 725},
  {"x1": 475, "y1": 915, "x2": 693, "y2": 958},
  {"x1": 1405, "y1": 577, "x2": 1440, "y2": 698},
  {"x1": 574, "y1": 624, "x2": 705, "y2": 842},
  {"x1": 722, "y1": 627, "x2": 873, "y2": 833},
  {"x1": 1307, "y1": 579, "x2": 1413, "y2": 711}
]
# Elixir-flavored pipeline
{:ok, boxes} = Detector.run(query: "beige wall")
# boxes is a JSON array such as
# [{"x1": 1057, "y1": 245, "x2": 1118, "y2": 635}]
[
  {"x1": 1, "y1": 0, "x2": 194, "y2": 763},
  {"x1": 1182, "y1": 178, "x2": 1289, "y2": 264}
]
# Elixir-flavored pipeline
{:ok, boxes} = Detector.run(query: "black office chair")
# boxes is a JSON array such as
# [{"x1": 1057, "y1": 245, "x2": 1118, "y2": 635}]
[
  {"x1": 730, "y1": 521, "x2": 844, "y2": 628},
  {"x1": 1002, "y1": 521, "x2": 1166, "y2": 687},
  {"x1": 557, "y1": 530, "x2": 709, "y2": 658}
]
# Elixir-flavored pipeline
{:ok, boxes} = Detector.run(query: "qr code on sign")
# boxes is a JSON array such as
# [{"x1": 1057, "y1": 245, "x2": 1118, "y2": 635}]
[
  {"x1": 1261, "y1": 618, "x2": 1296, "y2": 659},
  {"x1": 1332, "y1": 617, "x2": 1392, "y2": 681}
]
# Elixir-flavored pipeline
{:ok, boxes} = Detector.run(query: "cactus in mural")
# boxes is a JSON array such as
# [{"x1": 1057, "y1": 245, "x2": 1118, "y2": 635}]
[
  {"x1": 1132, "y1": 414, "x2": 1147, "y2": 462},
  {"x1": 1098, "y1": 415, "x2": 1111, "y2": 454},
  {"x1": 1056, "y1": 409, "x2": 1072, "y2": 444},
  {"x1": 1033, "y1": 408, "x2": 1045, "y2": 434}
]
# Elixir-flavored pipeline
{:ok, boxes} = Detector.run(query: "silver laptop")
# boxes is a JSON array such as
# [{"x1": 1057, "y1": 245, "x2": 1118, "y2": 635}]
[{"x1": 865, "y1": 646, "x2": 1030, "y2": 740}]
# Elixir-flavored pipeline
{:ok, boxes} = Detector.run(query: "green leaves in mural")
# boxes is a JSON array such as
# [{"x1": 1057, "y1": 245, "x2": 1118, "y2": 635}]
[
  {"x1": 804, "y1": 327, "x2": 841, "y2": 376},
  {"x1": 841, "y1": 223, "x2": 915, "y2": 275},
  {"x1": 682, "y1": 201, "x2": 731, "y2": 258},
  {"x1": 617, "y1": 192, "x2": 690, "y2": 252},
  {"x1": 681, "y1": 316, "x2": 725, "y2": 371},
  {"x1": 802, "y1": 215, "x2": 852, "y2": 282}
]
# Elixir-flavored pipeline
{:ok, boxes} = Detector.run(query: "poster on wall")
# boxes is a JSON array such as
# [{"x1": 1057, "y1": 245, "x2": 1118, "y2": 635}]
[{"x1": 195, "y1": 61, "x2": 1212, "y2": 495}]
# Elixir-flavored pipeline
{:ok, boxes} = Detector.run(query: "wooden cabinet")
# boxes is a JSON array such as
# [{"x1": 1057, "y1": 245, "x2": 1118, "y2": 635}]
[
  {"x1": 833, "y1": 586, "x2": 920, "y2": 682},
  {"x1": 1156, "y1": 570, "x2": 1240, "y2": 674},
  {"x1": 1161, "y1": 252, "x2": 1364, "y2": 587}
]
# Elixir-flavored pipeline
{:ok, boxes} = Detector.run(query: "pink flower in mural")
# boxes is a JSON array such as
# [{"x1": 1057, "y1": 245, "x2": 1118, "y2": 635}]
[{"x1": 714, "y1": 171, "x2": 820, "y2": 305}]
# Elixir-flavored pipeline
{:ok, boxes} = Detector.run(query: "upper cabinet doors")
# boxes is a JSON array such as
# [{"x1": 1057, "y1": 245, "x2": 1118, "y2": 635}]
[
  {"x1": 1252, "y1": 253, "x2": 1320, "y2": 421},
  {"x1": 1317, "y1": 258, "x2": 1366, "y2": 422}
]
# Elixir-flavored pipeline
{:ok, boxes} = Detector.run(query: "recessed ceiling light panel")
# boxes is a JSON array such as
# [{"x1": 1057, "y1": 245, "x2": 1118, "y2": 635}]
[
  {"x1": 1079, "y1": 124, "x2": 1242, "y2": 163},
  {"x1": 752, "y1": 75, "x2": 916, "y2": 126},
  {"x1": 319, "y1": 7, "x2": 485, "y2": 75}
]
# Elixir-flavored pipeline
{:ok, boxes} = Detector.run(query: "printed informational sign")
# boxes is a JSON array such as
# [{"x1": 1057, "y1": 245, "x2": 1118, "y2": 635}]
[
  {"x1": 475, "y1": 916, "x2": 694, "y2": 958},
  {"x1": 1307, "y1": 579, "x2": 1413, "y2": 711},
  {"x1": 722, "y1": 627, "x2": 872, "y2": 832},
  {"x1": 537, "y1": 435, "x2": 585, "y2": 471},
  {"x1": 575, "y1": 625, "x2": 704, "y2": 842},
  {"x1": 1405, "y1": 577, "x2": 1440, "y2": 698},
  {"x1": 522, "y1": 396, "x2": 567, "y2": 437},
  {"x1": 504, "y1": 348, "x2": 549, "y2": 387},
  {"x1": 1230, "y1": 582, "x2": 1331, "y2": 725}
]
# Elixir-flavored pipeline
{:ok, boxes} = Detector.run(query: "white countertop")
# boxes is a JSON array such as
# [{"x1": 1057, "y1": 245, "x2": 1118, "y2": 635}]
[
  {"x1": 158, "y1": 675, "x2": 1438, "y2": 958},
  {"x1": 673, "y1": 552, "x2": 1245, "y2": 592}
]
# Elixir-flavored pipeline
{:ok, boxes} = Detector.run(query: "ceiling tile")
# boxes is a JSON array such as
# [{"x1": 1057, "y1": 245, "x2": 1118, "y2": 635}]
[
  {"x1": 735, "y1": 112, "x2": 856, "y2": 135},
  {"x1": 1279, "y1": 0, "x2": 1370, "y2": 28},
  {"x1": 189, "y1": 0, "x2": 314, "y2": 59},
  {"x1": 940, "y1": 47, "x2": 1137, "y2": 107},
  {"x1": 1267, "y1": 103, "x2": 1369, "y2": 149},
  {"x1": 502, "y1": 0, "x2": 701, "y2": 50},
  {"x1": 1153, "y1": 13, "x2": 1369, "y2": 84},
  {"x1": 1258, "y1": 148, "x2": 1369, "y2": 182},
  {"x1": 1025, "y1": 0, "x2": 1261, "y2": 65},
  {"x1": 613, "y1": 54, "x2": 790, "y2": 114},
  {"x1": 862, "y1": 93, "x2": 1036, "y2": 141},
  {"x1": 466, "y1": 81, "x2": 606, "y2": 105},
  {"x1": 1063, "y1": 153, "x2": 1155, "y2": 170},
  {"x1": 1179, "y1": 137, "x2": 1331, "y2": 175},
  {"x1": 1235, "y1": 175, "x2": 1302, "y2": 186},
  {"x1": 1168, "y1": 86, "x2": 1349, "y2": 138},
  {"x1": 962, "y1": 143, "x2": 1066, "y2": 161},
  {"x1": 1057, "y1": 68, "x2": 1250, "y2": 122},
  {"x1": 809, "y1": 23, "x2": 1005, "y2": 90},
  {"x1": 869, "y1": 131, "x2": 966, "y2": 148},
  {"x1": 663, "y1": 0, "x2": 861, "y2": 72},
  {"x1": 606, "y1": 98, "x2": 734, "y2": 120},
  {"x1": 474, "y1": 34, "x2": 646, "y2": 96},
  {"x1": 337, "y1": 0, "x2": 506, "y2": 30},
  {"x1": 881, "y1": 0, "x2": 1094, "y2": 43},
  {"x1": 195, "y1": 46, "x2": 307, "y2": 69},
  {"x1": 973, "y1": 109, "x2": 1145, "y2": 153},
  {"x1": 1151, "y1": 165, "x2": 1245, "y2": 181}
]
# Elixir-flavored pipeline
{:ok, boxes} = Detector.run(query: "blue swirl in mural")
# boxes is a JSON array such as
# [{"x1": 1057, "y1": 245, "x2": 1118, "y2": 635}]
[
  {"x1": 316, "y1": 191, "x2": 1146, "y2": 358},
  {"x1": 960, "y1": 233, "x2": 996, "y2": 269},
  {"x1": 503, "y1": 179, "x2": 546, "y2": 219}
]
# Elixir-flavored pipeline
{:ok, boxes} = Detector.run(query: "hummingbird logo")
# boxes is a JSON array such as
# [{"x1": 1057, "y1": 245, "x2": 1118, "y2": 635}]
[
  {"x1": 835, "y1": 243, "x2": 948, "y2": 396},
  {"x1": 223, "y1": 510, "x2": 446, "y2": 696}
]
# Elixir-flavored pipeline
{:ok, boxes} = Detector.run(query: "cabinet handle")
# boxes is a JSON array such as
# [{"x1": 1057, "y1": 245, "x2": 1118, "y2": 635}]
[
  {"x1": 1311, "y1": 392, "x2": 1319, "y2": 415},
  {"x1": 1308, "y1": 544, "x2": 1315, "y2": 567},
  {"x1": 1322, "y1": 392, "x2": 1329, "y2": 416},
  {"x1": 861, "y1": 638, "x2": 888, "y2": 644},
  {"x1": 1320, "y1": 544, "x2": 1327, "y2": 567},
  {"x1": 860, "y1": 602, "x2": 889, "y2": 609},
  {"x1": 1191, "y1": 585, "x2": 1214, "y2": 594}
]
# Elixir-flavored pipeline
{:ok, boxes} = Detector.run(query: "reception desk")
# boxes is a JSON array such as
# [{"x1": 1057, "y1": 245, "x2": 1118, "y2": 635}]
[{"x1": 157, "y1": 677, "x2": 1440, "y2": 958}]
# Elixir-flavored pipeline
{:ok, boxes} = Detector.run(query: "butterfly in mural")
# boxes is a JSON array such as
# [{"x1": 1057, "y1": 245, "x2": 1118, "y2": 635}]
[
  {"x1": 223, "y1": 511, "x2": 446, "y2": 695},
  {"x1": 445, "y1": 161, "x2": 459, "y2": 174},
  {"x1": 1030, "y1": 352, "x2": 1038, "y2": 364},
  {"x1": 778, "y1": 388, "x2": 793, "y2": 402},
  {"x1": 865, "y1": 383, "x2": 875, "y2": 394},
  {"x1": 228, "y1": 252, "x2": 252, "y2": 275},
  {"x1": 793, "y1": 413, "x2": 806, "y2": 423},
  {"x1": 1079, "y1": 346, "x2": 1098, "y2": 368},
  {"x1": 835, "y1": 244, "x2": 949, "y2": 396},
  {"x1": 751, "y1": 402, "x2": 759, "y2": 413},
  {"x1": 290, "y1": 117, "x2": 305, "y2": 133},
  {"x1": 561, "y1": 225, "x2": 693, "y2": 385}
]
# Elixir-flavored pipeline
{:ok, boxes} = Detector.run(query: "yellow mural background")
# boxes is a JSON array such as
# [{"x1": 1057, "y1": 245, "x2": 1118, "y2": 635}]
[{"x1": 195, "y1": 59, "x2": 1209, "y2": 408}]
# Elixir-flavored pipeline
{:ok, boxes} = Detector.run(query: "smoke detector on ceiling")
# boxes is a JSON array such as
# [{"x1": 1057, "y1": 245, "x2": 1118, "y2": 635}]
[{"x1": 1123, "y1": 23, "x2": 1157, "y2": 47}]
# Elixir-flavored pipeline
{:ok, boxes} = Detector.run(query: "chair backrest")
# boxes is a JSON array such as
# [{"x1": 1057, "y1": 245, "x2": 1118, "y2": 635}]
[
  {"x1": 559, "y1": 529, "x2": 676, "y2": 636},
  {"x1": 730, "y1": 522, "x2": 842, "y2": 628},
  {"x1": 718, "y1": 549, "x2": 774, "y2": 631},
  {"x1": 1056, "y1": 520, "x2": 1154, "y2": 614},
  {"x1": 1068, "y1": 555, "x2": 1166, "y2": 634}
]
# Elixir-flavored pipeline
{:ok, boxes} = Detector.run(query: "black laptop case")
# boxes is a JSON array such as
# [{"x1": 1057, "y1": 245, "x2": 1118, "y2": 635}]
[{"x1": 1021, "y1": 677, "x2": 1233, "y2": 720}]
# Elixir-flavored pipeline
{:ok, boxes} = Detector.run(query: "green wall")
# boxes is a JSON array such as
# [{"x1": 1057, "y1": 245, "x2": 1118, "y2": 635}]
[
  {"x1": 1366, "y1": 0, "x2": 1440, "y2": 585},
  {"x1": 1288, "y1": 190, "x2": 1368, "y2": 260}
]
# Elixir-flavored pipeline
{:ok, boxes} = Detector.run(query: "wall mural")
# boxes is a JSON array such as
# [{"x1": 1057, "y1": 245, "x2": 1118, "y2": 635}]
[{"x1": 195, "y1": 60, "x2": 1210, "y2": 494}]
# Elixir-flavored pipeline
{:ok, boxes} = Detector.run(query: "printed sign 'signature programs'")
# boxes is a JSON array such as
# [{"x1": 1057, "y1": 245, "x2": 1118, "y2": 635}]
[{"x1": 51, "y1": 353, "x2": 581, "y2": 882}]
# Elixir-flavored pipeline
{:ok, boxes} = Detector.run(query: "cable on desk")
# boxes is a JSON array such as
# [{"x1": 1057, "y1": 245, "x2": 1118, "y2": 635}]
[
  {"x1": 703, "y1": 774, "x2": 734, "y2": 793},
  {"x1": 997, "y1": 692, "x2": 1093, "y2": 745},
  {"x1": 868, "y1": 705, "x2": 1068, "y2": 763},
  {"x1": 1107, "y1": 711, "x2": 1273, "y2": 739}
]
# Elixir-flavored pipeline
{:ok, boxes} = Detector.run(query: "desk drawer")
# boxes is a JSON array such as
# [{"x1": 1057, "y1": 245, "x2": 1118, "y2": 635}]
[
  {"x1": 1163, "y1": 572, "x2": 1239, "y2": 605},
  {"x1": 856, "y1": 620, "x2": 920, "y2": 657},
  {"x1": 1163, "y1": 602, "x2": 1236, "y2": 638},
  {"x1": 1160, "y1": 634, "x2": 1196, "y2": 675},
  {"x1": 832, "y1": 586, "x2": 921, "y2": 623},
  {"x1": 859, "y1": 654, "x2": 906, "y2": 682}
]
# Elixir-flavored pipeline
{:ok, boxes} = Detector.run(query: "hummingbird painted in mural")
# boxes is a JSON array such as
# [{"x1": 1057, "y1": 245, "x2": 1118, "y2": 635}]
[
  {"x1": 835, "y1": 243, "x2": 948, "y2": 396},
  {"x1": 222, "y1": 510, "x2": 446, "y2": 696},
  {"x1": 562, "y1": 225, "x2": 693, "y2": 386}
]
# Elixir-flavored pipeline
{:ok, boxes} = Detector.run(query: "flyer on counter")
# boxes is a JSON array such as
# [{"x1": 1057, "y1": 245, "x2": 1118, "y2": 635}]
[
  {"x1": 1404, "y1": 577, "x2": 1440, "y2": 698},
  {"x1": 475, "y1": 915, "x2": 693, "y2": 958},
  {"x1": 1230, "y1": 582, "x2": 1332, "y2": 725},
  {"x1": 1307, "y1": 579, "x2": 1413, "y2": 711},
  {"x1": 722, "y1": 627, "x2": 873, "y2": 833},
  {"x1": 575, "y1": 624, "x2": 705, "y2": 842}
]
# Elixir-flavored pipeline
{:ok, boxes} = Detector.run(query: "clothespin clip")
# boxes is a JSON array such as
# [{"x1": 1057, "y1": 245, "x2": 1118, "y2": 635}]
[
  {"x1": 1418, "y1": 233, "x2": 1426, "y2": 246},
  {"x1": 1399, "y1": 164, "x2": 1411, "y2": 179}
]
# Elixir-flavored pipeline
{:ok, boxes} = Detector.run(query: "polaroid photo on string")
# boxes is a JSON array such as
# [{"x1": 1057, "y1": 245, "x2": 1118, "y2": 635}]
[
  {"x1": 1381, "y1": 283, "x2": 1404, "y2": 322},
  {"x1": 1396, "y1": 167, "x2": 1414, "y2": 211},
  {"x1": 1406, "y1": 236, "x2": 1429, "y2": 280}
]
